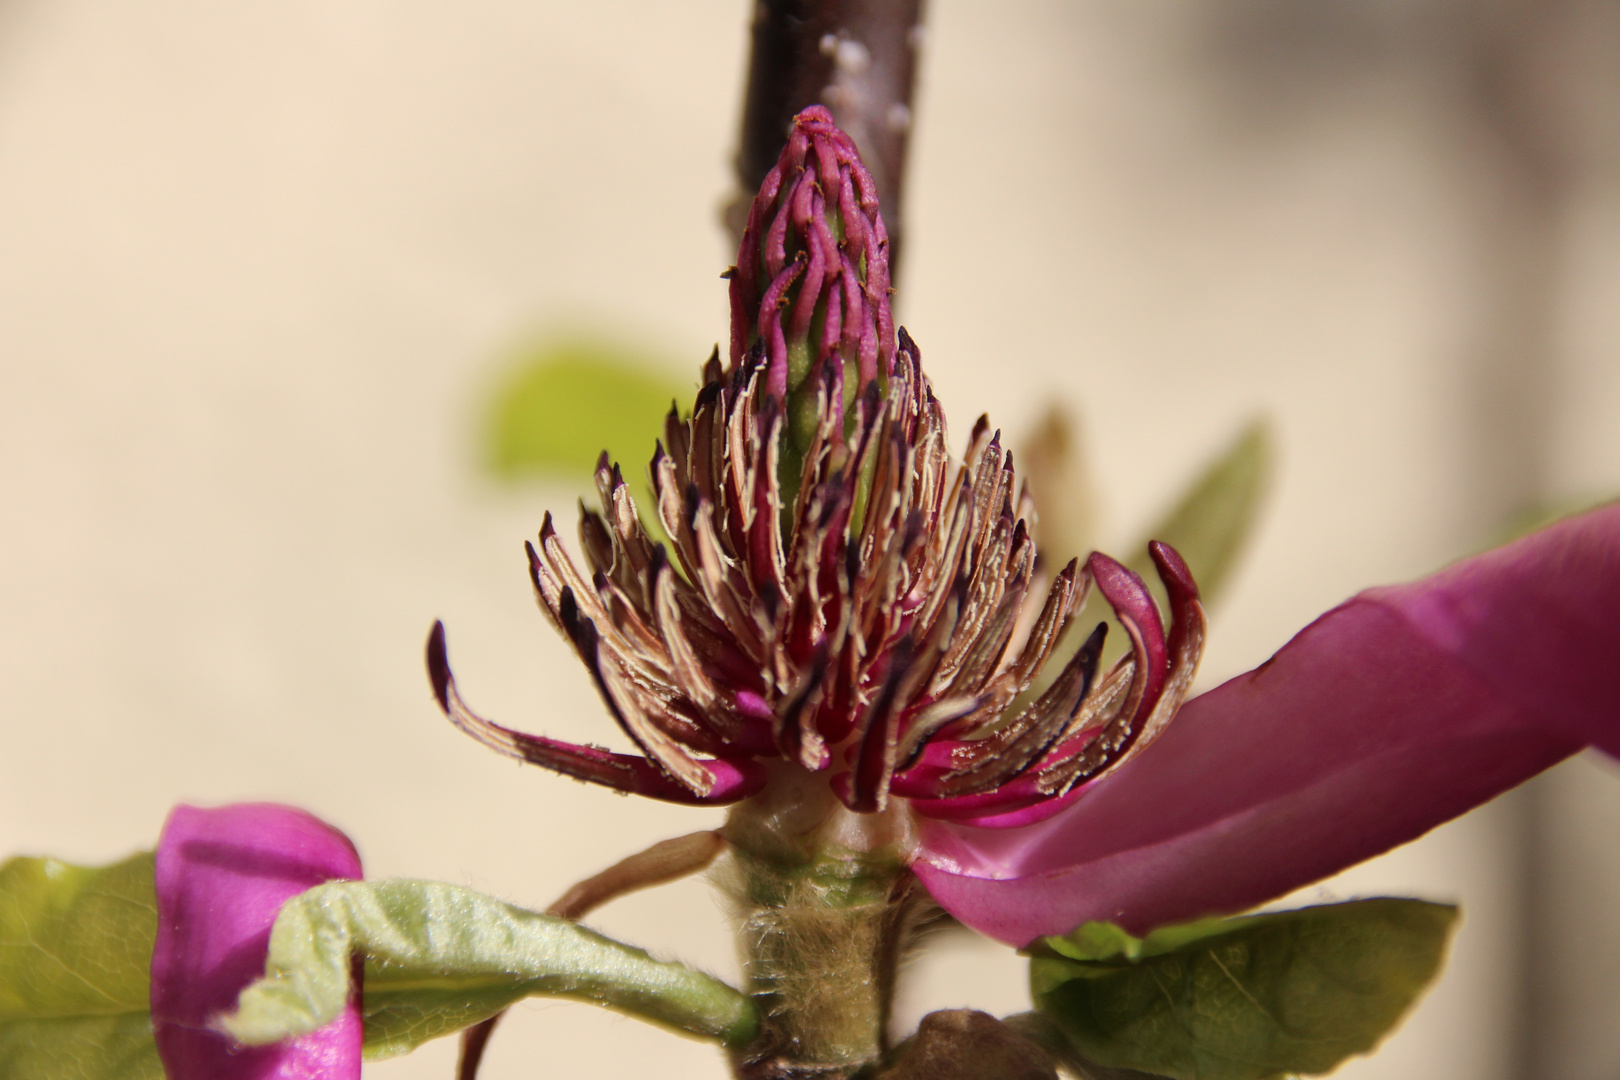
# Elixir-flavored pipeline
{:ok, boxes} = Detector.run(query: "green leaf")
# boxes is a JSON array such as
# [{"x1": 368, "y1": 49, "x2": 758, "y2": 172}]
[
  {"x1": 1491, "y1": 493, "x2": 1620, "y2": 550},
  {"x1": 1127, "y1": 419, "x2": 1271, "y2": 609},
  {"x1": 219, "y1": 879, "x2": 761, "y2": 1060},
  {"x1": 1030, "y1": 899, "x2": 1457, "y2": 1080},
  {"x1": 1030, "y1": 419, "x2": 1271, "y2": 689},
  {"x1": 0, "y1": 852, "x2": 164, "y2": 1080},
  {"x1": 1017, "y1": 403, "x2": 1100, "y2": 567},
  {"x1": 486, "y1": 338, "x2": 689, "y2": 480},
  {"x1": 3, "y1": 857, "x2": 763, "y2": 1071}
]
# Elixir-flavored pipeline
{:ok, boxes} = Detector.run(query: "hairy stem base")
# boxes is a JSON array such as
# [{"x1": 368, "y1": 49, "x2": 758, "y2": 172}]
[{"x1": 721, "y1": 765, "x2": 926, "y2": 1079}]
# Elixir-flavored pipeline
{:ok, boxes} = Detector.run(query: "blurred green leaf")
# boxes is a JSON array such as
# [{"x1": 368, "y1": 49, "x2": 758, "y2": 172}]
[
  {"x1": 1030, "y1": 899, "x2": 1456, "y2": 1080},
  {"x1": 0, "y1": 852, "x2": 164, "y2": 1080},
  {"x1": 487, "y1": 339, "x2": 688, "y2": 480},
  {"x1": 220, "y1": 879, "x2": 761, "y2": 1060},
  {"x1": 1018, "y1": 403, "x2": 1099, "y2": 566},
  {"x1": 1128, "y1": 419, "x2": 1271, "y2": 608},
  {"x1": 1041, "y1": 418, "x2": 1270, "y2": 681},
  {"x1": 1491, "y1": 493, "x2": 1620, "y2": 550}
]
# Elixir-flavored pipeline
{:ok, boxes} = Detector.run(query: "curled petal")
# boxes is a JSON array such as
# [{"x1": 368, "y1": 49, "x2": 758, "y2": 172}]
[
  {"x1": 1098, "y1": 542, "x2": 1207, "y2": 770},
  {"x1": 913, "y1": 506, "x2": 1620, "y2": 945},
  {"x1": 1085, "y1": 552, "x2": 1168, "y2": 743},
  {"x1": 152, "y1": 803, "x2": 362, "y2": 1080},
  {"x1": 426, "y1": 622, "x2": 767, "y2": 805}
]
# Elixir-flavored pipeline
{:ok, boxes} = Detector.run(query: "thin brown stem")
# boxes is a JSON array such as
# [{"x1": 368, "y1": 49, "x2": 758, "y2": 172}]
[
  {"x1": 729, "y1": 0, "x2": 927, "y2": 276},
  {"x1": 454, "y1": 831, "x2": 728, "y2": 1079},
  {"x1": 546, "y1": 830, "x2": 727, "y2": 921},
  {"x1": 455, "y1": 1014, "x2": 503, "y2": 1080}
]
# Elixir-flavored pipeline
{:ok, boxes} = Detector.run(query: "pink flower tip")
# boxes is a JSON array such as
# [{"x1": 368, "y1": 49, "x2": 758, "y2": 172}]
[{"x1": 151, "y1": 802, "x2": 363, "y2": 1080}]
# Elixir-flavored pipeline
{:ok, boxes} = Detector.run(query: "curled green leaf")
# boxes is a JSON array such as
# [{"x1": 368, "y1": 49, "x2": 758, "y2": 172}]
[
  {"x1": 1030, "y1": 899, "x2": 1456, "y2": 1080},
  {"x1": 218, "y1": 879, "x2": 761, "y2": 1060},
  {"x1": 0, "y1": 852, "x2": 163, "y2": 1080}
]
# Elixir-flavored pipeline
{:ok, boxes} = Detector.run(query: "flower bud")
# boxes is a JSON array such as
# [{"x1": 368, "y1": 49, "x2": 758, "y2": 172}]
[{"x1": 729, "y1": 105, "x2": 896, "y2": 427}]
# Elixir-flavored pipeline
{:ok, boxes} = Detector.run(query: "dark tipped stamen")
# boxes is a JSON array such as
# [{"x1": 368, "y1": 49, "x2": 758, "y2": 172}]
[{"x1": 426, "y1": 621, "x2": 451, "y2": 710}]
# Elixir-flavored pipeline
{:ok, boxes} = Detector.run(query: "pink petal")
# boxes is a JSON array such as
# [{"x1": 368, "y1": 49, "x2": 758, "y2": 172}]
[
  {"x1": 1366, "y1": 503, "x2": 1620, "y2": 756},
  {"x1": 1087, "y1": 553, "x2": 1169, "y2": 720},
  {"x1": 914, "y1": 504, "x2": 1620, "y2": 946},
  {"x1": 152, "y1": 803, "x2": 363, "y2": 1080}
]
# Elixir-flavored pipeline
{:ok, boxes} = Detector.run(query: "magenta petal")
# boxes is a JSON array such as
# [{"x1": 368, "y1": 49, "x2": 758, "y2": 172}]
[
  {"x1": 1366, "y1": 503, "x2": 1620, "y2": 757},
  {"x1": 1087, "y1": 552, "x2": 1169, "y2": 717},
  {"x1": 152, "y1": 803, "x2": 363, "y2": 1080},
  {"x1": 914, "y1": 505, "x2": 1620, "y2": 946}
]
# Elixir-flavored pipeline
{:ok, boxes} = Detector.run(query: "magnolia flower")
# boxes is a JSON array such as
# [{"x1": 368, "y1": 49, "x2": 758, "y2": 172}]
[
  {"x1": 427, "y1": 105, "x2": 1204, "y2": 832},
  {"x1": 151, "y1": 802, "x2": 363, "y2": 1080},
  {"x1": 426, "y1": 106, "x2": 1620, "y2": 952}
]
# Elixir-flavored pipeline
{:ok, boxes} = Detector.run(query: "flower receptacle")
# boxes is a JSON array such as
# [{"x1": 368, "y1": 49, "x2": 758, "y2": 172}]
[{"x1": 722, "y1": 764, "x2": 928, "y2": 1079}]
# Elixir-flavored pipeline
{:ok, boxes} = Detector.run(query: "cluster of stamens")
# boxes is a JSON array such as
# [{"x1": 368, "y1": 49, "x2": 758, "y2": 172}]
[{"x1": 427, "y1": 107, "x2": 1205, "y2": 830}]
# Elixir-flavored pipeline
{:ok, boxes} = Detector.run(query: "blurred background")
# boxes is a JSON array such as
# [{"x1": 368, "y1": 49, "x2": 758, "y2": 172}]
[{"x1": 2, "y1": 1, "x2": 1618, "y2": 1077}]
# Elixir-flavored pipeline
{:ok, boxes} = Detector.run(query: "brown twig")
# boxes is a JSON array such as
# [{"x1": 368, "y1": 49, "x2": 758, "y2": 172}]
[
  {"x1": 454, "y1": 831, "x2": 728, "y2": 1080},
  {"x1": 545, "y1": 830, "x2": 727, "y2": 922},
  {"x1": 729, "y1": 0, "x2": 927, "y2": 277},
  {"x1": 455, "y1": 1015, "x2": 503, "y2": 1080}
]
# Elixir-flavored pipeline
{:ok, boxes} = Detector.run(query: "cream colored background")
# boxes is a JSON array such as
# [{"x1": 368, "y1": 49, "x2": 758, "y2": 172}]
[{"x1": 1, "y1": 2, "x2": 1618, "y2": 1078}]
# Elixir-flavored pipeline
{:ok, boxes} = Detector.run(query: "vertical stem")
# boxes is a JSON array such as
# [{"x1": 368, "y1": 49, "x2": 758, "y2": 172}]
[
  {"x1": 722, "y1": 765, "x2": 925, "y2": 1079},
  {"x1": 729, "y1": 0, "x2": 927, "y2": 276},
  {"x1": 726, "y1": 852, "x2": 922, "y2": 1078}
]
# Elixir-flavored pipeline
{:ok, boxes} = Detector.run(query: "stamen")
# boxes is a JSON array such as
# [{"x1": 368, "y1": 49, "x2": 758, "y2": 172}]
[{"x1": 425, "y1": 623, "x2": 765, "y2": 805}]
